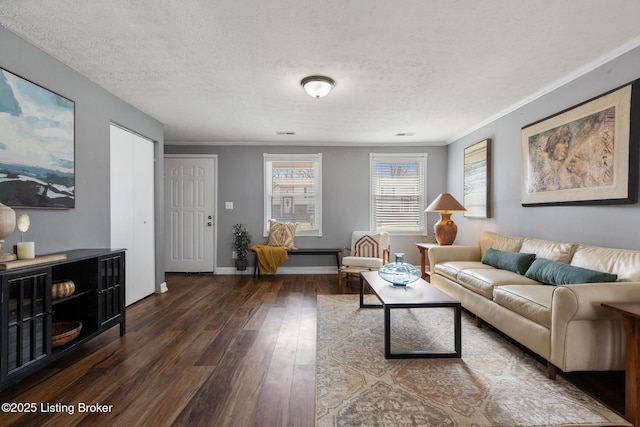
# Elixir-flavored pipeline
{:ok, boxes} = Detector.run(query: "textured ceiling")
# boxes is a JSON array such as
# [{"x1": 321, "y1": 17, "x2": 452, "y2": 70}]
[{"x1": 2, "y1": 1, "x2": 640, "y2": 145}]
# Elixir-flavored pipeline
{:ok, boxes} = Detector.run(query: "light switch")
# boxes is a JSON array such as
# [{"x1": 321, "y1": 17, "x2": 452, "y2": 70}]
[{"x1": 225, "y1": 202, "x2": 233, "y2": 209}]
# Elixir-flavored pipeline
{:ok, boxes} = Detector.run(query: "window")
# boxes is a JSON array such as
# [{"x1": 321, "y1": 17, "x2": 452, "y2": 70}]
[
  {"x1": 369, "y1": 153, "x2": 428, "y2": 234},
  {"x1": 264, "y1": 153, "x2": 322, "y2": 236}
]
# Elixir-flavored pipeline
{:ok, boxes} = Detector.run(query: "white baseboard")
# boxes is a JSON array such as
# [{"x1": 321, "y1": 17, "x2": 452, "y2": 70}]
[
  {"x1": 187, "y1": 265, "x2": 419, "y2": 277},
  {"x1": 214, "y1": 267, "x2": 253, "y2": 275},
  {"x1": 214, "y1": 266, "x2": 338, "y2": 275}
]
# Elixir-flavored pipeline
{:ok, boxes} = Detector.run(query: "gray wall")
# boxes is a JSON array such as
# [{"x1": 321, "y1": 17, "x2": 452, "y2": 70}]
[
  {"x1": 164, "y1": 145, "x2": 448, "y2": 267},
  {"x1": 8, "y1": 19, "x2": 637, "y2": 282},
  {"x1": 1, "y1": 27, "x2": 166, "y2": 289},
  {"x1": 447, "y1": 45, "x2": 640, "y2": 250}
]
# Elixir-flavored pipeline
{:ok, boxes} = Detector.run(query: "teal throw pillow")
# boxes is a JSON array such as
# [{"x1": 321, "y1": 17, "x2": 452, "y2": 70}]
[
  {"x1": 524, "y1": 258, "x2": 618, "y2": 285},
  {"x1": 481, "y1": 248, "x2": 536, "y2": 275}
]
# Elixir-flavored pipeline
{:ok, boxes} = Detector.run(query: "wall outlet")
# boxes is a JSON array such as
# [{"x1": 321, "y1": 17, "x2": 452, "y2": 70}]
[
  {"x1": 225, "y1": 202, "x2": 234, "y2": 209},
  {"x1": 232, "y1": 251, "x2": 237, "y2": 259}
]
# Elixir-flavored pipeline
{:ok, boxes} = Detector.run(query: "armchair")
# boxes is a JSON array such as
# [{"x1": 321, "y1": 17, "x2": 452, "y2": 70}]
[{"x1": 339, "y1": 231, "x2": 390, "y2": 287}]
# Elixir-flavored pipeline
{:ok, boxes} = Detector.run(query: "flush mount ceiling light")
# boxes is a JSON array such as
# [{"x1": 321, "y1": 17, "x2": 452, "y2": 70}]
[{"x1": 300, "y1": 75, "x2": 335, "y2": 99}]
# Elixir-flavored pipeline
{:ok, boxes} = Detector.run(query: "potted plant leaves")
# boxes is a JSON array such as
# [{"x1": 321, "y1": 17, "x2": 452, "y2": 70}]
[{"x1": 232, "y1": 224, "x2": 251, "y2": 271}]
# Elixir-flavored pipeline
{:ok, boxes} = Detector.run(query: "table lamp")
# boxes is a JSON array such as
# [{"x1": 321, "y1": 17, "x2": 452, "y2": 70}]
[{"x1": 425, "y1": 193, "x2": 466, "y2": 245}]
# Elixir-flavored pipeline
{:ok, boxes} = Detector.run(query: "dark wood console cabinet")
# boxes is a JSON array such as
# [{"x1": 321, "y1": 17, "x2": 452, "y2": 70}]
[{"x1": 0, "y1": 249, "x2": 125, "y2": 391}]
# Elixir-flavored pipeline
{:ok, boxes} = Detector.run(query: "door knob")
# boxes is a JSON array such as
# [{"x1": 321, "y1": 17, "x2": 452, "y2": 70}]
[{"x1": 207, "y1": 222, "x2": 212, "y2": 226}]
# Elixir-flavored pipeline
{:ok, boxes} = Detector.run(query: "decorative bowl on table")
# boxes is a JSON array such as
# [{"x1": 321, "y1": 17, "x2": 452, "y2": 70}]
[
  {"x1": 52, "y1": 280, "x2": 75, "y2": 299},
  {"x1": 52, "y1": 321, "x2": 82, "y2": 348},
  {"x1": 378, "y1": 253, "x2": 421, "y2": 286}
]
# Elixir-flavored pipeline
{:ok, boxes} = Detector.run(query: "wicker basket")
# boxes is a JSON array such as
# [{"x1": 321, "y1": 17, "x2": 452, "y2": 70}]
[
  {"x1": 52, "y1": 280, "x2": 75, "y2": 299},
  {"x1": 52, "y1": 321, "x2": 82, "y2": 348}
]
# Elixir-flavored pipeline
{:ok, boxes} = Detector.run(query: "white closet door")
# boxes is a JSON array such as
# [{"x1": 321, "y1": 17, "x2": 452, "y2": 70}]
[{"x1": 110, "y1": 124, "x2": 155, "y2": 306}]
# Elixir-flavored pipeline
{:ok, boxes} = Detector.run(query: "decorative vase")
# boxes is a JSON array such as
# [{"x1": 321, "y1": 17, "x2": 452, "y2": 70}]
[
  {"x1": 378, "y1": 253, "x2": 420, "y2": 286},
  {"x1": 0, "y1": 202, "x2": 17, "y2": 262}
]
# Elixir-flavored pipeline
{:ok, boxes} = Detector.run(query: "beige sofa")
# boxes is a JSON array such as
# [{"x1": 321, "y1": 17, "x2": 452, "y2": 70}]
[{"x1": 429, "y1": 231, "x2": 640, "y2": 378}]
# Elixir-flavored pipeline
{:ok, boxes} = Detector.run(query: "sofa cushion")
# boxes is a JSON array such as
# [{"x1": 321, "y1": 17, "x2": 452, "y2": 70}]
[
  {"x1": 479, "y1": 231, "x2": 524, "y2": 257},
  {"x1": 570, "y1": 244, "x2": 640, "y2": 282},
  {"x1": 520, "y1": 237, "x2": 576, "y2": 263},
  {"x1": 493, "y1": 285, "x2": 553, "y2": 328},
  {"x1": 457, "y1": 268, "x2": 541, "y2": 299},
  {"x1": 525, "y1": 258, "x2": 618, "y2": 285},
  {"x1": 434, "y1": 261, "x2": 493, "y2": 282},
  {"x1": 481, "y1": 248, "x2": 536, "y2": 275}
]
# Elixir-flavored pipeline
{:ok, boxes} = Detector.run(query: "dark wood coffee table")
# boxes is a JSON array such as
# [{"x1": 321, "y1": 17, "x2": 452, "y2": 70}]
[{"x1": 360, "y1": 270, "x2": 461, "y2": 359}]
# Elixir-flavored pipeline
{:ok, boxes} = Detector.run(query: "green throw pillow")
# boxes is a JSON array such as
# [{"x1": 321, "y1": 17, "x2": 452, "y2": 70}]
[
  {"x1": 481, "y1": 248, "x2": 536, "y2": 275},
  {"x1": 524, "y1": 258, "x2": 618, "y2": 285}
]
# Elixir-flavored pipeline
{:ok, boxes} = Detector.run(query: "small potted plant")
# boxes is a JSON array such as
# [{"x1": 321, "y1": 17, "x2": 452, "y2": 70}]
[{"x1": 232, "y1": 224, "x2": 251, "y2": 271}]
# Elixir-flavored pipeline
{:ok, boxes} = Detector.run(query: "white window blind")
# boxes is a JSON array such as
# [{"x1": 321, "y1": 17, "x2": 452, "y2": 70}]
[
  {"x1": 369, "y1": 153, "x2": 428, "y2": 233},
  {"x1": 264, "y1": 153, "x2": 322, "y2": 237}
]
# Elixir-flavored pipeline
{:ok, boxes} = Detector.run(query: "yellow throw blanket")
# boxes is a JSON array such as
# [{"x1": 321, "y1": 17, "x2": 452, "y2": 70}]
[{"x1": 250, "y1": 244, "x2": 289, "y2": 274}]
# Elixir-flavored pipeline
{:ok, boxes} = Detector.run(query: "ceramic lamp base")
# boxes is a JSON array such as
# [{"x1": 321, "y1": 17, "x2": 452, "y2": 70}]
[{"x1": 434, "y1": 213, "x2": 457, "y2": 246}]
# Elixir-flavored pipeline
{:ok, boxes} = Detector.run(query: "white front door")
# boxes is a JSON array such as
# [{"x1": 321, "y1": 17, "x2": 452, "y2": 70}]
[
  {"x1": 164, "y1": 155, "x2": 217, "y2": 272},
  {"x1": 110, "y1": 124, "x2": 156, "y2": 306}
]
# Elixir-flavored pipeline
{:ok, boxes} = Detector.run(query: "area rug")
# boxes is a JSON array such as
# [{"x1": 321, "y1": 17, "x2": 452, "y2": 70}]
[{"x1": 316, "y1": 294, "x2": 630, "y2": 427}]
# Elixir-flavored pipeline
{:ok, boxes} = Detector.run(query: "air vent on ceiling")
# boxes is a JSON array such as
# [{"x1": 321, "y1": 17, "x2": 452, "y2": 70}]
[
  {"x1": 396, "y1": 132, "x2": 416, "y2": 137},
  {"x1": 276, "y1": 131, "x2": 296, "y2": 136}
]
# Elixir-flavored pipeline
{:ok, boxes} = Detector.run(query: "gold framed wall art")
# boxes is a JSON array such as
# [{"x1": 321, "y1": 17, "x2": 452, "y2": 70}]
[{"x1": 521, "y1": 82, "x2": 639, "y2": 206}]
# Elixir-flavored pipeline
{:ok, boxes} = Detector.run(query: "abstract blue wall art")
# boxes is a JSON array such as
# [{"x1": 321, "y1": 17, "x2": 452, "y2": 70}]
[{"x1": 0, "y1": 67, "x2": 75, "y2": 208}]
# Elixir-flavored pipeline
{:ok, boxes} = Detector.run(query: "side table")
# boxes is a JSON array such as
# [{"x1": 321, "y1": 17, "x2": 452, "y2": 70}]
[
  {"x1": 601, "y1": 302, "x2": 640, "y2": 426},
  {"x1": 415, "y1": 242, "x2": 438, "y2": 281}
]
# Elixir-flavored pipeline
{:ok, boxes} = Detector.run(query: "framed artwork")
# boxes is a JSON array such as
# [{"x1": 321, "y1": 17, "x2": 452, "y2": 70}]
[
  {"x1": 521, "y1": 82, "x2": 639, "y2": 206},
  {"x1": 464, "y1": 139, "x2": 491, "y2": 218},
  {"x1": 0, "y1": 67, "x2": 75, "y2": 208}
]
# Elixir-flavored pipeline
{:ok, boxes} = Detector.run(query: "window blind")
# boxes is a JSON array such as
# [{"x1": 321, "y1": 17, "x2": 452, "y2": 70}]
[
  {"x1": 369, "y1": 153, "x2": 428, "y2": 233},
  {"x1": 264, "y1": 153, "x2": 322, "y2": 237}
]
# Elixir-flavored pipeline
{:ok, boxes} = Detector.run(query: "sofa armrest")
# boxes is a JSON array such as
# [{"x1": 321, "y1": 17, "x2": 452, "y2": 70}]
[
  {"x1": 553, "y1": 282, "x2": 640, "y2": 322},
  {"x1": 551, "y1": 282, "x2": 640, "y2": 371},
  {"x1": 428, "y1": 245, "x2": 481, "y2": 275}
]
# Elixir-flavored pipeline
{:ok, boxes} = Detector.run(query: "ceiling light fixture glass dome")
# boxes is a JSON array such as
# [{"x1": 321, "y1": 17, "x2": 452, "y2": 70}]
[{"x1": 301, "y1": 75, "x2": 335, "y2": 99}]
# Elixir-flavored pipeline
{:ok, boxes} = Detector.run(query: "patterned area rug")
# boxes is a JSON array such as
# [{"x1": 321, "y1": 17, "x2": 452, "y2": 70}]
[{"x1": 316, "y1": 294, "x2": 630, "y2": 427}]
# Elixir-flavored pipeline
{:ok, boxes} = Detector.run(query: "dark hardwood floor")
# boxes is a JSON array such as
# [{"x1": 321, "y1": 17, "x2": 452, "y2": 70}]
[{"x1": 0, "y1": 273, "x2": 625, "y2": 426}]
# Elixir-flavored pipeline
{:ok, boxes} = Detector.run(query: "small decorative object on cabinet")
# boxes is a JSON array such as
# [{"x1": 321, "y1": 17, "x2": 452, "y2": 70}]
[
  {"x1": 16, "y1": 213, "x2": 30, "y2": 237},
  {"x1": 51, "y1": 321, "x2": 82, "y2": 348},
  {"x1": 378, "y1": 253, "x2": 421, "y2": 286},
  {"x1": 0, "y1": 202, "x2": 16, "y2": 262},
  {"x1": 0, "y1": 248, "x2": 126, "y2": 391},
  {"x1": 16, "y1": 213, "x2": 35, "y2": 260},
  {"x1": 52, "y1": 279, "x2": 75, "y2": 299}
]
